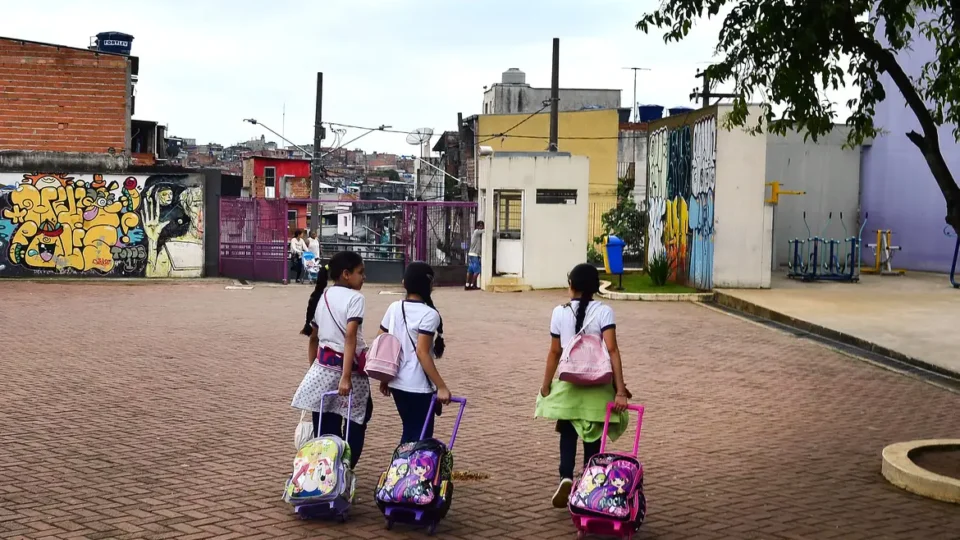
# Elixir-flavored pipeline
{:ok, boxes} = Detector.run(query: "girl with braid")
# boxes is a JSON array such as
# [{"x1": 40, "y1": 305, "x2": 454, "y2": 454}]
[
  {"x1": 291, "y1": 251, "x2": 373, "y2": 469},
  {"x1": 376, "y1": 261, "x2": 453, "y2": 444},
  {"x1": 535, "y1": 263, "x2": 632, "y2": 507}
]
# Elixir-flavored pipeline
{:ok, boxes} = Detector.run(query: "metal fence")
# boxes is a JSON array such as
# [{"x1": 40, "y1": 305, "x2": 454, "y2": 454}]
[
  {"x1": 219, "y1": 198, "x2": 289, "y2": 282},
  {"x1": 219, "y1": 197, "x2": 478, "y2": 284}
]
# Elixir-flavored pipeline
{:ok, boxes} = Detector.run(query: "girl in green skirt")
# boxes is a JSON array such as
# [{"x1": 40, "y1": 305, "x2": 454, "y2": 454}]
[{"x1": 535, "y1": 263, "x2": 632, "y2": 507}]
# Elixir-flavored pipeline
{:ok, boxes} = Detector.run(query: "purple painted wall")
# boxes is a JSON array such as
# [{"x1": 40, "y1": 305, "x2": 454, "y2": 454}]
[{"x1": 861, "y1": 14, "x2": 958, "y2": 272}]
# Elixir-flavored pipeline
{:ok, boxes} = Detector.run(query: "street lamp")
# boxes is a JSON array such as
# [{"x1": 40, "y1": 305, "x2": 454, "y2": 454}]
[{"x1": 243, "y1": 118, "x2": 314, "y2": 157}]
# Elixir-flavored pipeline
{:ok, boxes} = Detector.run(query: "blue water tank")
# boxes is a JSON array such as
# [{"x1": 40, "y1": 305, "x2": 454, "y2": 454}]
[
  {"x1": 669, "y1": 107, "x2": 694, "y2": 117},
  {"x1": 637, "y1": 105, "x2": 664, "y2": 123},
  {"x1": 96, "y1": 32, "x2": 134, "y2": 55}
]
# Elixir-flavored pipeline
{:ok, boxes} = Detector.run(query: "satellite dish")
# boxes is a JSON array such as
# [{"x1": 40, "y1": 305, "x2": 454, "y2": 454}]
[{"x1": 405, "y1": 128, "x2": 434, "y2": 146}]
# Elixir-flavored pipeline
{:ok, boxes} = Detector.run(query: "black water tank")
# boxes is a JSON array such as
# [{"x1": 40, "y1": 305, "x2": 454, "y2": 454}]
[{"x1": 96, "y1": 32, "x2": 134, "y2": 55}]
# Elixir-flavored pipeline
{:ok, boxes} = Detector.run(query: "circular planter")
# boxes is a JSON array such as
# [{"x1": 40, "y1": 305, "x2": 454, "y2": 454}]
[{"x1": 881, "y1": 439, "x2": 960, "y2": 504}]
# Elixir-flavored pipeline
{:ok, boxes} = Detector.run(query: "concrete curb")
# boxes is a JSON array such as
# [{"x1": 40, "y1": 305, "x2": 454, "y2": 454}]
[
  {"x1": 599, "y1": 280, "x2": 713, "y2": 302},
  {"x1": 713, "y1": 291, "x2": 960, "y2": 380},
  {"x1": 881, "y1": 440, "x2": 960, "y2": 504}
]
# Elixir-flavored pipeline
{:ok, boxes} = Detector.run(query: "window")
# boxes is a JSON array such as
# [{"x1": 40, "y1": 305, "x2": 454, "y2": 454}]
[
  {"x1": 498, "y1": 195, "x2": 522, "y2": 232},
  {"x1": 536, "y1": 189, "x2": 578, "y2": 205},
  {"x1": 264, "y1": 167, "x2": 276, "y2": 198},
  {"x1": 287, "y1": 209, "x2": 297, "y2": 231},
  {"x1": 342, "y1": 216, "x2": 348, "y2": 226}
]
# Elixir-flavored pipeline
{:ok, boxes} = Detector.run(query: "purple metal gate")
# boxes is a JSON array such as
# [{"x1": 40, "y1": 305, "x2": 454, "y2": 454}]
[
  {"x1": 219, "y1": 198, "x2": 289, "y2": 282},
  {"x1": 219, "y1": 197, "x2": 477, "y2": 284}
]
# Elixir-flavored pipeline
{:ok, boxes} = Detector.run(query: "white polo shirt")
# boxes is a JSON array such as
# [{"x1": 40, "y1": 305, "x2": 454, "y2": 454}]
[
  {"x1": 549, "y1": 300, "x2": 616, "y2": 348},
  {"x1": 313, "y1": 285, "x2": 368, "y2": 353},
  {"x1": 380, "y1": 300, "x2": 441, "y2": 393}
]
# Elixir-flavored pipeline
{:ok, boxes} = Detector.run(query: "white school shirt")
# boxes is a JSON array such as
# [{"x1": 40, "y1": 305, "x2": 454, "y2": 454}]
[
  {"x1": 380, "y1": 300, "x2": 441, "y2": 393},
  {"x1": 313, "y1": 285, "x2": 368, "y2": 354},
  {"x1": 290, "y1": 238, "x2": 306, "y2": 255},
  {"x1": 306, "y1": 237, "x2": 321, "y2": 257},
  {"x1": 549, "y1": 300, "x2": 616, "y2": 349}
]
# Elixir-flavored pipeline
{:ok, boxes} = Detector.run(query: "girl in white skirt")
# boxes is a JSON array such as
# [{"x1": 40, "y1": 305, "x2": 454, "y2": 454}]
[{"x1": 291, "y1": 251, "x2": 372, "y2": 469}]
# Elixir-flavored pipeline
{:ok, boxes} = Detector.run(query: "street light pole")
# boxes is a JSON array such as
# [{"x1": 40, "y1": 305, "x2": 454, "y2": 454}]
[
  {"x1": 311, "y1": 73, "x2": 324, "y2": 234},
  {"x1": 622, "y1": 67, "x2": 650, "y2": 122},
  {"x1": 243, "y1": 118, "x2": 313, "y2": 157}
]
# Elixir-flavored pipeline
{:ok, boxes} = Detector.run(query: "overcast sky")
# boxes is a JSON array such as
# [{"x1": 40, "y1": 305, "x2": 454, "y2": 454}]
[{"x1": 4, "y1": 0, "x2": 853, "y2": 156}]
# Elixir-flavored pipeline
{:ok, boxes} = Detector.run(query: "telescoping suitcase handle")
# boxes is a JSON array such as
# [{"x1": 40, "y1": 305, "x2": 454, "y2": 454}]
[
  {"x1": 599, "y1": 403, "x2": 644, "y2": 458},
  {"x1": 422, "y1": 396, "x2": 467, "y2": 450},
  {"x1": 318, "y1": 390, "x2": 354, "y2": 441}
]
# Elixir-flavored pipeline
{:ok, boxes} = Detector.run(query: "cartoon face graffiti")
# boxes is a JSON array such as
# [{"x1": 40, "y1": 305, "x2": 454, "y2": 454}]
[{"x1": 24, "y1": 220, "x2": 65, "y2": 267}]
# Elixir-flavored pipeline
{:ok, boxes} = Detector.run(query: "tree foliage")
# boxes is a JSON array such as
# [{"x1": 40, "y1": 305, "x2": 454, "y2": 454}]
[
  {"x1": 594, "y1": 178, "x2": 647, "y2": 258},
  {"x1": 637, "y1": 0, "x2": 960, "y2": 233}
]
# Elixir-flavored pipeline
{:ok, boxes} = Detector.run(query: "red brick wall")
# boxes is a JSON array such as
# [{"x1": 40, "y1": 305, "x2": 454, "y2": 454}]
[{"x1": 0, "y1": 39, "x2": 130, "y2": 153}]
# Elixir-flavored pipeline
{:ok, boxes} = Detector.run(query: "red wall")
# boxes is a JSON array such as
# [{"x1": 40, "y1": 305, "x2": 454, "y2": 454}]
[{"x1": 252, "y1": 157, "x2": 310, "y2": 178}]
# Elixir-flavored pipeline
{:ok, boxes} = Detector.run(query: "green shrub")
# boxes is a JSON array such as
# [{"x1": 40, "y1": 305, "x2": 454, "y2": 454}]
[
  {"x1": 587, "y1": 244, "x2": 603, "y2": 264},
  {"x1": 647, "y1": 251, "x2": 671, "y2": 286}
]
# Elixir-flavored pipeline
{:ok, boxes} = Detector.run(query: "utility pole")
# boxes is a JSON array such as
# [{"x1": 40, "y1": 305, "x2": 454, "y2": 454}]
[
  {"x1": 310, "y1": 73, "x2": 324, "y2": 234},
  {"x1": 457, "y1": 112, "x2": 469, "y2": 201},
  {"x1": 623, "y1": 67, "x2": 650, "y2": 122},
  {"x1": 548, "y1": 38, "x2": 560, "y2": 152},
  {"x1": 692, "y1": 67, "x2": 738, "y2": 108}
]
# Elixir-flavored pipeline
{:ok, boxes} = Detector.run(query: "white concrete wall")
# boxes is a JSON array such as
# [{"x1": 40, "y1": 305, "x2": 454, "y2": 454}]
[
  {"x1": 765, "y1": 127, "x2": 862, "y2": 267},
  {"x1": 478, "y1": 152, "x2": 590, "y2": 289},
  {"x1": 712, "y1": 105, "x2": 772, "y2": 288}
]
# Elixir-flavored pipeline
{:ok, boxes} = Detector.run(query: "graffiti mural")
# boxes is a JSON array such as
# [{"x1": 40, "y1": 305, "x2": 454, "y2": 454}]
[
  {"x1": 644, "y1": 116, "x2": 717, "y2": 289},
  {"x1": 0, "y1": 173, "x2": 203, "y2": 278},
  {"x1": 689, "y1": 116, "x2": 717, "y2": 290},
  {"x1": 646, "y1": 128, "x2": 669, "y2": 259}
]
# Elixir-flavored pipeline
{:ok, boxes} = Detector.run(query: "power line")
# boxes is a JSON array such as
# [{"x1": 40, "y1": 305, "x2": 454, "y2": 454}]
[
  {"x1": 323, "y1": 119, "x2": 650, "y2": 141},
  {"x1": 476, "y1": 104, "x2": 549, "y2": 145}
]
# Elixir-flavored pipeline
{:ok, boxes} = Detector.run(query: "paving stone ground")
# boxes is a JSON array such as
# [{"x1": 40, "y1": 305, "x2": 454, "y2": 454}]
[{"x1": 1, "y1": 280, "x2": 959, "y2": 540}]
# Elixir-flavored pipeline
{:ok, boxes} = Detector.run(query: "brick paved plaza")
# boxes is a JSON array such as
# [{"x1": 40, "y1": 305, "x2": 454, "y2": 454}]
[{"x1": 2, "y1": 281, "x2": 959, "y2": 540}]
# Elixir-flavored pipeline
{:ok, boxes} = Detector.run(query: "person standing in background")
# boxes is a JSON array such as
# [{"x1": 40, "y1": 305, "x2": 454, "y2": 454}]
[
  {"x1": 465, "y1": 221, "x2": 484, "y2": 290},
  {"x1": 307, "y1": 230, "x2": 322, "y2": 261},
  {"x1": 289, "y1": 229, "x2": 307, "y2": 284}
]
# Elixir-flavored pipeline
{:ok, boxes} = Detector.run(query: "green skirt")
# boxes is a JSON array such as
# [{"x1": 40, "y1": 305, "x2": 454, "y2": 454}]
[{"x1": 534, "y1": 380, "x2": 627, "y2": 443}]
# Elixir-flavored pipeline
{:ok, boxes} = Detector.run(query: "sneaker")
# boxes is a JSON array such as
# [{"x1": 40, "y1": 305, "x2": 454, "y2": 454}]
[{"x1": 552, "y1": 478, "x2": 573, "y2": 508}]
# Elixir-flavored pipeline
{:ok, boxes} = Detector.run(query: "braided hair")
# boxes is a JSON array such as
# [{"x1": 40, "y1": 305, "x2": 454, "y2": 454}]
[
  {"x1": 568, "y1": 263, "x2": 601, "y2": 332},
  {"x1": 403, "y1": 261, "x2": 445, "y2": 357},
  {"x1": 300, "y1": 251, "x2": 364, "y2": 336}
]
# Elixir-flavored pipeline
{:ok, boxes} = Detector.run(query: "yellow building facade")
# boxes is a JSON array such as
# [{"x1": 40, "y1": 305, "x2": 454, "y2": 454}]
[{"x1": 476, "y1": 109, "x2": 620, "y2": 213}]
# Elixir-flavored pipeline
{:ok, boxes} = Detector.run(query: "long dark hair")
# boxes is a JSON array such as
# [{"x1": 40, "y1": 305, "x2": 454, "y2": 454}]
[
  {"x1": 404, "y1": 261, "x2": 445, "y2": 357},
  {"x1": 300, "y1": 251, "x2": 364, "y2": 336},
  {"x1": 568, "y1": 263, "x2": 601, "y2": 333}
]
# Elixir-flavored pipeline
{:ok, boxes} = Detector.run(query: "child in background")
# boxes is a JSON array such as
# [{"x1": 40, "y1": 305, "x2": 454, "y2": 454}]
[
  {"x1": 291, "y1": 251, "x2": 374, "y2": 469},
  {"x1": 377, "y1": 261, "x2": 453, "y2": 444},
  {"x1": 465, "y1": 221, "x2": 484, "y2": 290},
  {"x1": 535, "y1": 263, "x2": 632, "y2": 507}
]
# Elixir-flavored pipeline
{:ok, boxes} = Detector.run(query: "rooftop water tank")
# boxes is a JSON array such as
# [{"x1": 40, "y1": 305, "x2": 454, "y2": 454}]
[
  {"x1": 501, "y1": 68, "x2": 526, "y2": 85},
  {"x1": 638, "y1": 105, "x2": 664, "y2": 123},
  {"x1": 669, "y1": 107, "x2": 694, "y2": 117},
  {"x1": 95, "y1": 32, "x2": 134, "y2": 55}
]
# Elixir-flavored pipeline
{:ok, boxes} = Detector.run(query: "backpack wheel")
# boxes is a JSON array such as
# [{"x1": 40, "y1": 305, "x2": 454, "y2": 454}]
[
  {"x1": 576, "y1": 531, "x2": 586, "y2": 540},
  {"x1": 428, "y1": 522, "x2": 437, "y2": 536},
  {"x1": 385, "y1": 518, "x2": 394, "y2": 530}
]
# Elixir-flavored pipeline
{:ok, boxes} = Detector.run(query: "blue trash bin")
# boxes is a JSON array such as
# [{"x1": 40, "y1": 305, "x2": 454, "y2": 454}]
[{"x1": 605, "y1": 235, "x2": 625, "y2": 275}]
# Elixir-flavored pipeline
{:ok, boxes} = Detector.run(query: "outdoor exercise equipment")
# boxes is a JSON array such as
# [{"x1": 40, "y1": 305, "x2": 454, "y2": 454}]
[
  {"x1": 787, "y1": 211, "x2": 863, "y2": 282},
  {"x1": 862, "y1": 226, "x2": 906, "y2": 276},
  {"x1": 947, "y1": 226, "x2": 959, "y2": 289}
]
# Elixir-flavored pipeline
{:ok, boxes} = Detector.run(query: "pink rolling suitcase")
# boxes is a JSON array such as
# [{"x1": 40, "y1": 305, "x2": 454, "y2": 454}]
[{"x1": 568, "y1": 403, "x2": 646, "y2": 539}]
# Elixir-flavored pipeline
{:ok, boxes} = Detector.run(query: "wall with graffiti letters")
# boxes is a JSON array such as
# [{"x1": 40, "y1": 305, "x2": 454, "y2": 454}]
[
  {"x1": 645, "y1": 111, "x2": 717, "y2": 289},
  {"x1": 644, "y1": 104, "x2": 772, "y2": 289},
  {"x1": 0, "y1": 172, "x2": 205, "y2": 278}
]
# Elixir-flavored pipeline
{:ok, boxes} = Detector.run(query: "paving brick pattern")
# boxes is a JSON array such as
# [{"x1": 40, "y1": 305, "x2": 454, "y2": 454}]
[{"x1": 2, "y1": 281, "x2": 959, "y2": 540}]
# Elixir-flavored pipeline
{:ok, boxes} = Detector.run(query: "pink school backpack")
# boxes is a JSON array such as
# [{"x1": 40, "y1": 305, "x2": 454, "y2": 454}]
[
  {"x1": 557, "y1": 309, "x2": 613, "y2": 386},
  {"x1": 364, "y1": 301, "x2": 419, "y2": 382}
]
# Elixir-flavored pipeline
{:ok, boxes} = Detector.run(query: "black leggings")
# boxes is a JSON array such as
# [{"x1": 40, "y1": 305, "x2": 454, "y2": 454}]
[
  {"x1": 558, "y1": 420, "x2": 602, "y2": 480},
  {"x1": 313, "y1": 395, "x2": 373, "y2": 469},
  {"x1": 392, "y1": 388, "x2": 436, "y2": 444}
]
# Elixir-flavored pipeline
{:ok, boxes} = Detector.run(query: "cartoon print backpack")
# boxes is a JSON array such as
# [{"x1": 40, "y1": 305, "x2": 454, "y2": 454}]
[
  {"x1": 283, "y1": 392, "x2": 356, "y2": 515},
  {"x1": 557, "y1": 308, "x2": 613, "y2": 386},
  {"x1": 569, "y1": 403, "x2": 647, "y2": 539},
  {"x1": 375, "y1": 396, "x2": 467, "y2": 534}
]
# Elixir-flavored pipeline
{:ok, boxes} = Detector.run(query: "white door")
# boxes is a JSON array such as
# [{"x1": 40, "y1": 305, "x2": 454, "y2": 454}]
[{"x1": 494, "y1": 190, "x2": 523, "y2": 275}]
